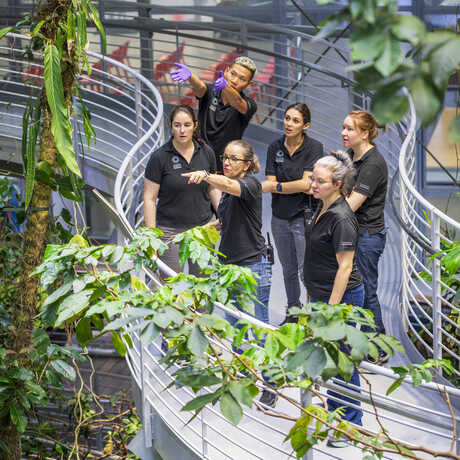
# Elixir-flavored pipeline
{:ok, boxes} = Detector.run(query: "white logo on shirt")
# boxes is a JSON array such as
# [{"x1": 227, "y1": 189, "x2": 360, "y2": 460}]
[
  {"x1": 275, "y1": 150, "x2": 284, "y2": 163},
  {"x1": 172, "y1": 155, "x2": 182, "y2": 169},
  {"x1": 210, "y1": 97, "x2": 218, "y2": 112}
]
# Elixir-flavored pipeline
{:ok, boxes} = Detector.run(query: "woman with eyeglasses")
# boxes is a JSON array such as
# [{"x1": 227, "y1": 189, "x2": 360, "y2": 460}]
[
  {"x1": 262, "y1": 103, "x2": 323, "y2": 323},
  {"x1": 143, "y1": 104, "x2": 221, "y2": 275},
  {"x1": 342, "y1": 110, "x2": 388, "y2": 364},
  {"x1": 183, "y1": 140, "x2": 275, "y2": 406},
  {"x1": 304, "y1": 151, "x2": 363, "y2": 446}
]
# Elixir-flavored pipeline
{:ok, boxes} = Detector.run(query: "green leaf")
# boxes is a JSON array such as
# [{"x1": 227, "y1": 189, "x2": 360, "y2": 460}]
[
  {"x1": 55, "y1": 290, "x2": 91, "y2": 326},
  {"x1": 181, "y1": 391, "x2": 220, "y2": 412},
  {"x1": 448, "y1": 115, "x2": 460, "y2": 144},
  {"x1": 313, "y1": 320, "x2": 346, "y2": 341},
  {"x1": 188, "y1": 323, "x2": 208, "y2": 356},
  {"x1": 391, "y1": 14, "x2": 426, "y2": 45},
  {"x1": 220, "y1": 392, "x2": 242, "y2": 425},
  {"x1": 9, "y1": 403, "x2": 27, "y2": 434},
  {"x1": 228, "y1": 381, "x2": 253, "y2": 408},
  {"x1": 430, "y1": 37, "x2": 460, "y2": 89},
  {"x1": 273, "y1": 330, "x2": 296, "y2": 350},
  {"x1": 50, "y1": 359, "x2": 76, "y2": 381},
  {"x1": 410, "y1": 78, "x2": 442, "y2": 126},
  {"x1": 0, "y1": 26, "x2": 16, "y2": 40},
  {"x1": 44, "y1": 44, "x2": 81, "y2": 177},
  {"x1": 264, "y1": 333, "x2": 279, "y2": 359},
  {"x1": 345, "y1": 325, "x2": 369, "y2": 358},
  {"x1": 350, "y1": 27, "x2": 385, "y2": 61},
  {"x1": 337, "y1": 351, "x2": 354, "y2": 381},
  {"x1": 112, "y1": 331, "x2": 127, "y2": 356},
  {"x1": 303, "y1": 346, "x2": 327, "y2": 379},
  {"x1": 385, "y1": 377, "x2": 403, "y2": 396},
  {"x1": 140, "y1": 322, "x2": 161, "y2": 345},
  {"x1": 103, "y1": 316, "x2": 135, "y2": 332},
  {"x1": 43, "y1": 280, "x2": 74, "y2": 307},
  {"x1": 76, "y1": 317, "x2": 92, "y2": 346},
  {"x1": 374, "y1": 36, "x2": 402, "y2": 77},
  {"x1": 286, "y1": 341, "x2": 315, "y2": 371},
  {"x1": 87, "y1": 0, "x2": 107, "y2": 53},
  {"x1": 362, "y1": 0, "x2": 377, "y2": 23},
  {"x1": 371, "y1": 86, "x2": 409, "y2": 125}
]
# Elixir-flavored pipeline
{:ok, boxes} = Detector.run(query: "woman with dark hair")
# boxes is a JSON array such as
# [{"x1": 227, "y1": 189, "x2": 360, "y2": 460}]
[
  {"x1": 304, "y1": 151, "x2": 363, "y2": 446},
  {"x1": 342, "y1": 110, "x2": 388, "y2": 363},
  {"x1": 143, "y1": 104, "x2": 221, "y2": 274},
  {"x1": 262, "y1": 103, "x2": 323, "y2": 321},
  {"x1": 183, "y1": 140, "x2": 275, "y2": 407}
]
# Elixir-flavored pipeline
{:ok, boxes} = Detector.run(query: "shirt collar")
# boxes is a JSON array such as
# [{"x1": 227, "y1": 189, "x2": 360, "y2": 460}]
[
  {"x1": 279, "y1": 133, "x2": 310, "y2": 156},
  {"x1": 351, "y1": 146, "x2": 376, "y2": 164}
]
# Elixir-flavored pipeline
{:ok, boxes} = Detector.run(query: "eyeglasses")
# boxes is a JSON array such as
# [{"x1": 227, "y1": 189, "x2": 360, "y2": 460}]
[{"x1": 220, "y1": 154, "x2": 249, "y2": 164}]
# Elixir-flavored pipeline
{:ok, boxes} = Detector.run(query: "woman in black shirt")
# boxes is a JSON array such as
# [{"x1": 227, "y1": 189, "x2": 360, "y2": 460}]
[
  {"x1": 342, "y1": 110, "x2": 388, "y2": 362},
  {"x1": 144, "y1": 105, "x2": 221, "y2": 274},
  {"x1": 263, "y1": 103, "x2": 323, "y2": 320},
  {"x1": 304, "y1": 151, "x2": 364, "y2": 441}
]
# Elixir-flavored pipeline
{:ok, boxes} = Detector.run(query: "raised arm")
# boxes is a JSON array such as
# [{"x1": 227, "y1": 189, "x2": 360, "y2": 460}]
[
  {"x1": 329, "y1": 250, "x2": 355, "y2": 305},
  {"x1": 182, "y1": 171, "x2": 242, "y2": 197},
  {"x1": 262, "y1": 171, "x2": 312, "y2": 194},
  {"x1": 170, "y1": 63, "x2": 207, "y2": 98},
  {"x1": 143, "y1": 178, "x2": 160, "y2": 228},
  {"x1": 216, "y1": 69, "x2": 250, "y2": 114}
]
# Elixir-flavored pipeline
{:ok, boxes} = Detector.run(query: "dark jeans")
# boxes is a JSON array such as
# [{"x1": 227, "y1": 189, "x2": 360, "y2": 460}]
[
  {"x1": 312, "y1": 284, "x2": 364, "y2": 426},
  {"x1": 225, "y1": 257, "x2": 272, "y2": 383},
  {"x1": 355, "y1": 229, "x2": 386, "y2": 334},
  {"x1": 271, "y1": 214, "x2": 305, "y2": 307}
]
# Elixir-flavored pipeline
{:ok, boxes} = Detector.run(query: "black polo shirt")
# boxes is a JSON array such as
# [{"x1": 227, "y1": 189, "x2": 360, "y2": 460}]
[
  {"x1": 304, "y1": 195, "x2": 362, "y2": 299},
  {"x1": 350, "y1": 146, "x2": 388, "y2": 235},
  {"x1": 217, "y1": 175, "x2": 265, "y2": 265},
  {"x1": 198, "y1": 84, "x2": 257, "y2": 171},
  {"x1": 144, "y1": 138, "x2": 216, "y2": 228},
  {"x1": 265, "y1": 134, "x2": 324, "y2": 220}
]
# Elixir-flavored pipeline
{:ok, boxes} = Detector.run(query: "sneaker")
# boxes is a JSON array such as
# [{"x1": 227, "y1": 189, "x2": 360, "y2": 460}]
[
  {"x1": 258, "y1": 389, "x2": 278, "y2": 408},
  {"x1": 326, "y1": 439, "x2": 348, "y2": 448}
]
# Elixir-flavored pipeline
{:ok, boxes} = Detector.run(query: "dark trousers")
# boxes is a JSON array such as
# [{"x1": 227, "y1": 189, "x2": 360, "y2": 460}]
[
  {"x1": 355, "y1": 229, "x2": 386, "y2": 334},
  {"x1": 312, "y1": 284, "x2": 364, "y2": 426}
]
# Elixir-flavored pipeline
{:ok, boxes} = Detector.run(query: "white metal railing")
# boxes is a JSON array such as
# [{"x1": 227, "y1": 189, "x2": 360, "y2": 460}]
[{"x1": 399, "y1": 90, "x2": 460, "y2": 379}]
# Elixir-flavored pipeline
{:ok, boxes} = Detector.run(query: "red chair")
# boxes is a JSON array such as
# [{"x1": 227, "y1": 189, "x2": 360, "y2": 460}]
[
  {"x1": 154, "y1": 41, "x2": 186, "y2": 82},
  {"x1": 22, "y1": 64, "x2": 43, "y2": 85}
]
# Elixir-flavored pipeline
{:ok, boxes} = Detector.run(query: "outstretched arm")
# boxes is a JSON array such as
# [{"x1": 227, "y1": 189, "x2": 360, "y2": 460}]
[
  {"x1": 170, "y1": 63, "x2": 207, "y2": 98},
  {"x1": 215, "y1": 69, "x2": 250, "y2": 114},
  {"x1": 182, "y1": 171, "x2": 242, "y2": 197}
]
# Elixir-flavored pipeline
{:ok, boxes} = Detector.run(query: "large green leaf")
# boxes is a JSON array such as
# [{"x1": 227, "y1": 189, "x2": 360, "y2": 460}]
[
  {"x1": 55, "y1": 290, "x2": 91, "y2": 326},
  {"x1": 312, "y1": 320, "x2": 346, "y2": 341},
  {"x1": 220, "y1": 392, "x2": 243, "y2": 425},
  {"x1": 9, "y1": 403, "x2": 27, "y2": 434},
  {"x1": 303, "y1": 346, "x2": 327, "y2": 379},
  {"x1": 264, "y1": 333, "x2": 279, "y2": 359},
  {"x1": 112, "y1": 331, "x2": 127, "y2": 356},
  {"x1": 350, "y1": 27, "x2": 385, "y2": 61},
  {"x1": 76, "y1": 317, "x2": 93, "y2": 346},
  {"x1": 228, "y1": 381, "x2": 253, "y2": 408},
  {"x1": 181, "y1": 390, "x2": 220, "y2": 412},
  {"x1": 371, "y1": 86, "x2": 409, "y2": 125},
  {"x1": 50, "y1": 359, "x2": 76, "y2": 381},
  {"x1": 87, "y1": 0, "x2": 107, "y2": 53},
  {"x1": 44, "y1": 44, "x2": 81, "y2": 177},
  {"x1": 188, "y1": 323, "x2": 208, "y2": 356},
  {"x1": 410, "y1": 78, "x2": 442, "y2": 126},
  {"x1": 391, "y1": 14, "x2": 426, "y2": 45},
  {"x1": 375, "y1": 36, "x2": 402, "y2": 77},
  {"x1": 345, "y1": 325, "x2": 369, "y2": 361},
  {"x1": 286, "y1": 341, "x2": 315, "y2": 372},
  {"x1": 140, "y1": 322, "x2": 161, "y2": 345},
  {"x1": 429, "y1": 37, "x2": 460, "y2": 89}
]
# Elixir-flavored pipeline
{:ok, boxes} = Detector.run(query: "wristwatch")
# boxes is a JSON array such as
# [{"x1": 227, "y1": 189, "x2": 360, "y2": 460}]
[{"x1": 276, "y1": 182, "x2": 282, "y2": 192}]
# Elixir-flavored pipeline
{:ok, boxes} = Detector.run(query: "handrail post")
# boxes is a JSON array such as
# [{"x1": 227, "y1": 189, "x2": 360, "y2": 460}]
[
  {"x1": 431, "y1": 211, "x2": 442, "y2": 376},
  {"x1": 140, "y1": 343, "x2": 153, "y2": 448},
  {"x1": 201, "y1": 407, "x2": 208, "y2": 457},
  {"x1": 300, "y1": 389, "x2": 313, "y2": 460}
]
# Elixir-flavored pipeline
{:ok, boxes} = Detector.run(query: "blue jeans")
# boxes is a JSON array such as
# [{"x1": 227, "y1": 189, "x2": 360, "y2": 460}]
[
  {"x1": 312, "y1": 284, "x2": 364, "y2": 426},
  {"x1": 226, "y1": 257, "x2": 272, "y2": 326},
  {"x1": 271, "y1": 214, "x2": 305, "y2": 307},
  {"x1": 355, "y1": 229, "x2": 386, "y2": 334}
]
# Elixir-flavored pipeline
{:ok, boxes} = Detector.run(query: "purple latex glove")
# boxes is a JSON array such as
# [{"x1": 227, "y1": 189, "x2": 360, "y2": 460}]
[
  {"x1": 213, "y1": 71, "x2": 227, "y2": 92},
  {"x1": 170, "y1": 62, "x2": 191, "y2": 83}
]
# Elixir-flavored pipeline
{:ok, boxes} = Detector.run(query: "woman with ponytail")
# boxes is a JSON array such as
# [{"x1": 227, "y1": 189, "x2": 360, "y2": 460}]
[
  {"x1": 342, "y1": 110, "x2": 388, "y2": 363},
  {"x1": 304, "y1": 152, "x2": 364, "y2": 443},
  {"x1": 144, "y1": 104, "x2": 221, "y2": 274}
]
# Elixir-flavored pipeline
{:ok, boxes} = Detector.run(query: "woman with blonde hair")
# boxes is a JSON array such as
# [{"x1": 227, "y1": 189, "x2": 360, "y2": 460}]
[{"x1": 342, "y1": 110, "x2": 388, "y2": 363}]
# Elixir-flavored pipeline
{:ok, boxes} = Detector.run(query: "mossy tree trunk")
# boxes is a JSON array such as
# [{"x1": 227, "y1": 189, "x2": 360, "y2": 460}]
[{"x1": 0, "y1": 1, "x2": 77, "y2": 457}]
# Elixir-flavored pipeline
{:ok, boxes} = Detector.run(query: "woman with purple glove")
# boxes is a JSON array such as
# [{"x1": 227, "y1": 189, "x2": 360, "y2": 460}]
[{"x1": 170, "y1": 57, "x2": 258, "y2": 172}]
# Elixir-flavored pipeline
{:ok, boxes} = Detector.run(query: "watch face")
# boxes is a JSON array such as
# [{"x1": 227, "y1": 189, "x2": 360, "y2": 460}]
[{"x1": 276, "y1": 182, "x2": 282, "y2": 192}]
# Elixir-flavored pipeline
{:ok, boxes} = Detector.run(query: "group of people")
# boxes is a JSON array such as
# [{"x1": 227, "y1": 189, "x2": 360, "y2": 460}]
[{"x1": 143, "y1": 57, "x2": 389, "y2": 442}]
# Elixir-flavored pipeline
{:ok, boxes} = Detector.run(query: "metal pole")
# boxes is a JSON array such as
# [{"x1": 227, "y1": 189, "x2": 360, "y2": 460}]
[
  {"x1": 300, "y1": 389, "x2": 313, "y2": 460},
  {"x1": 431, "y1": 211, "x2": 442, "y2": 377},
  {"x1": 139, "y1": 0, "x2": 154, "y2": 82},
  {"x1": 201, "y1": 407, "x2": 208, "y2": 457},
  {"x1": 140, "y1": 343, "x2": 153, "y2": 448}
]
